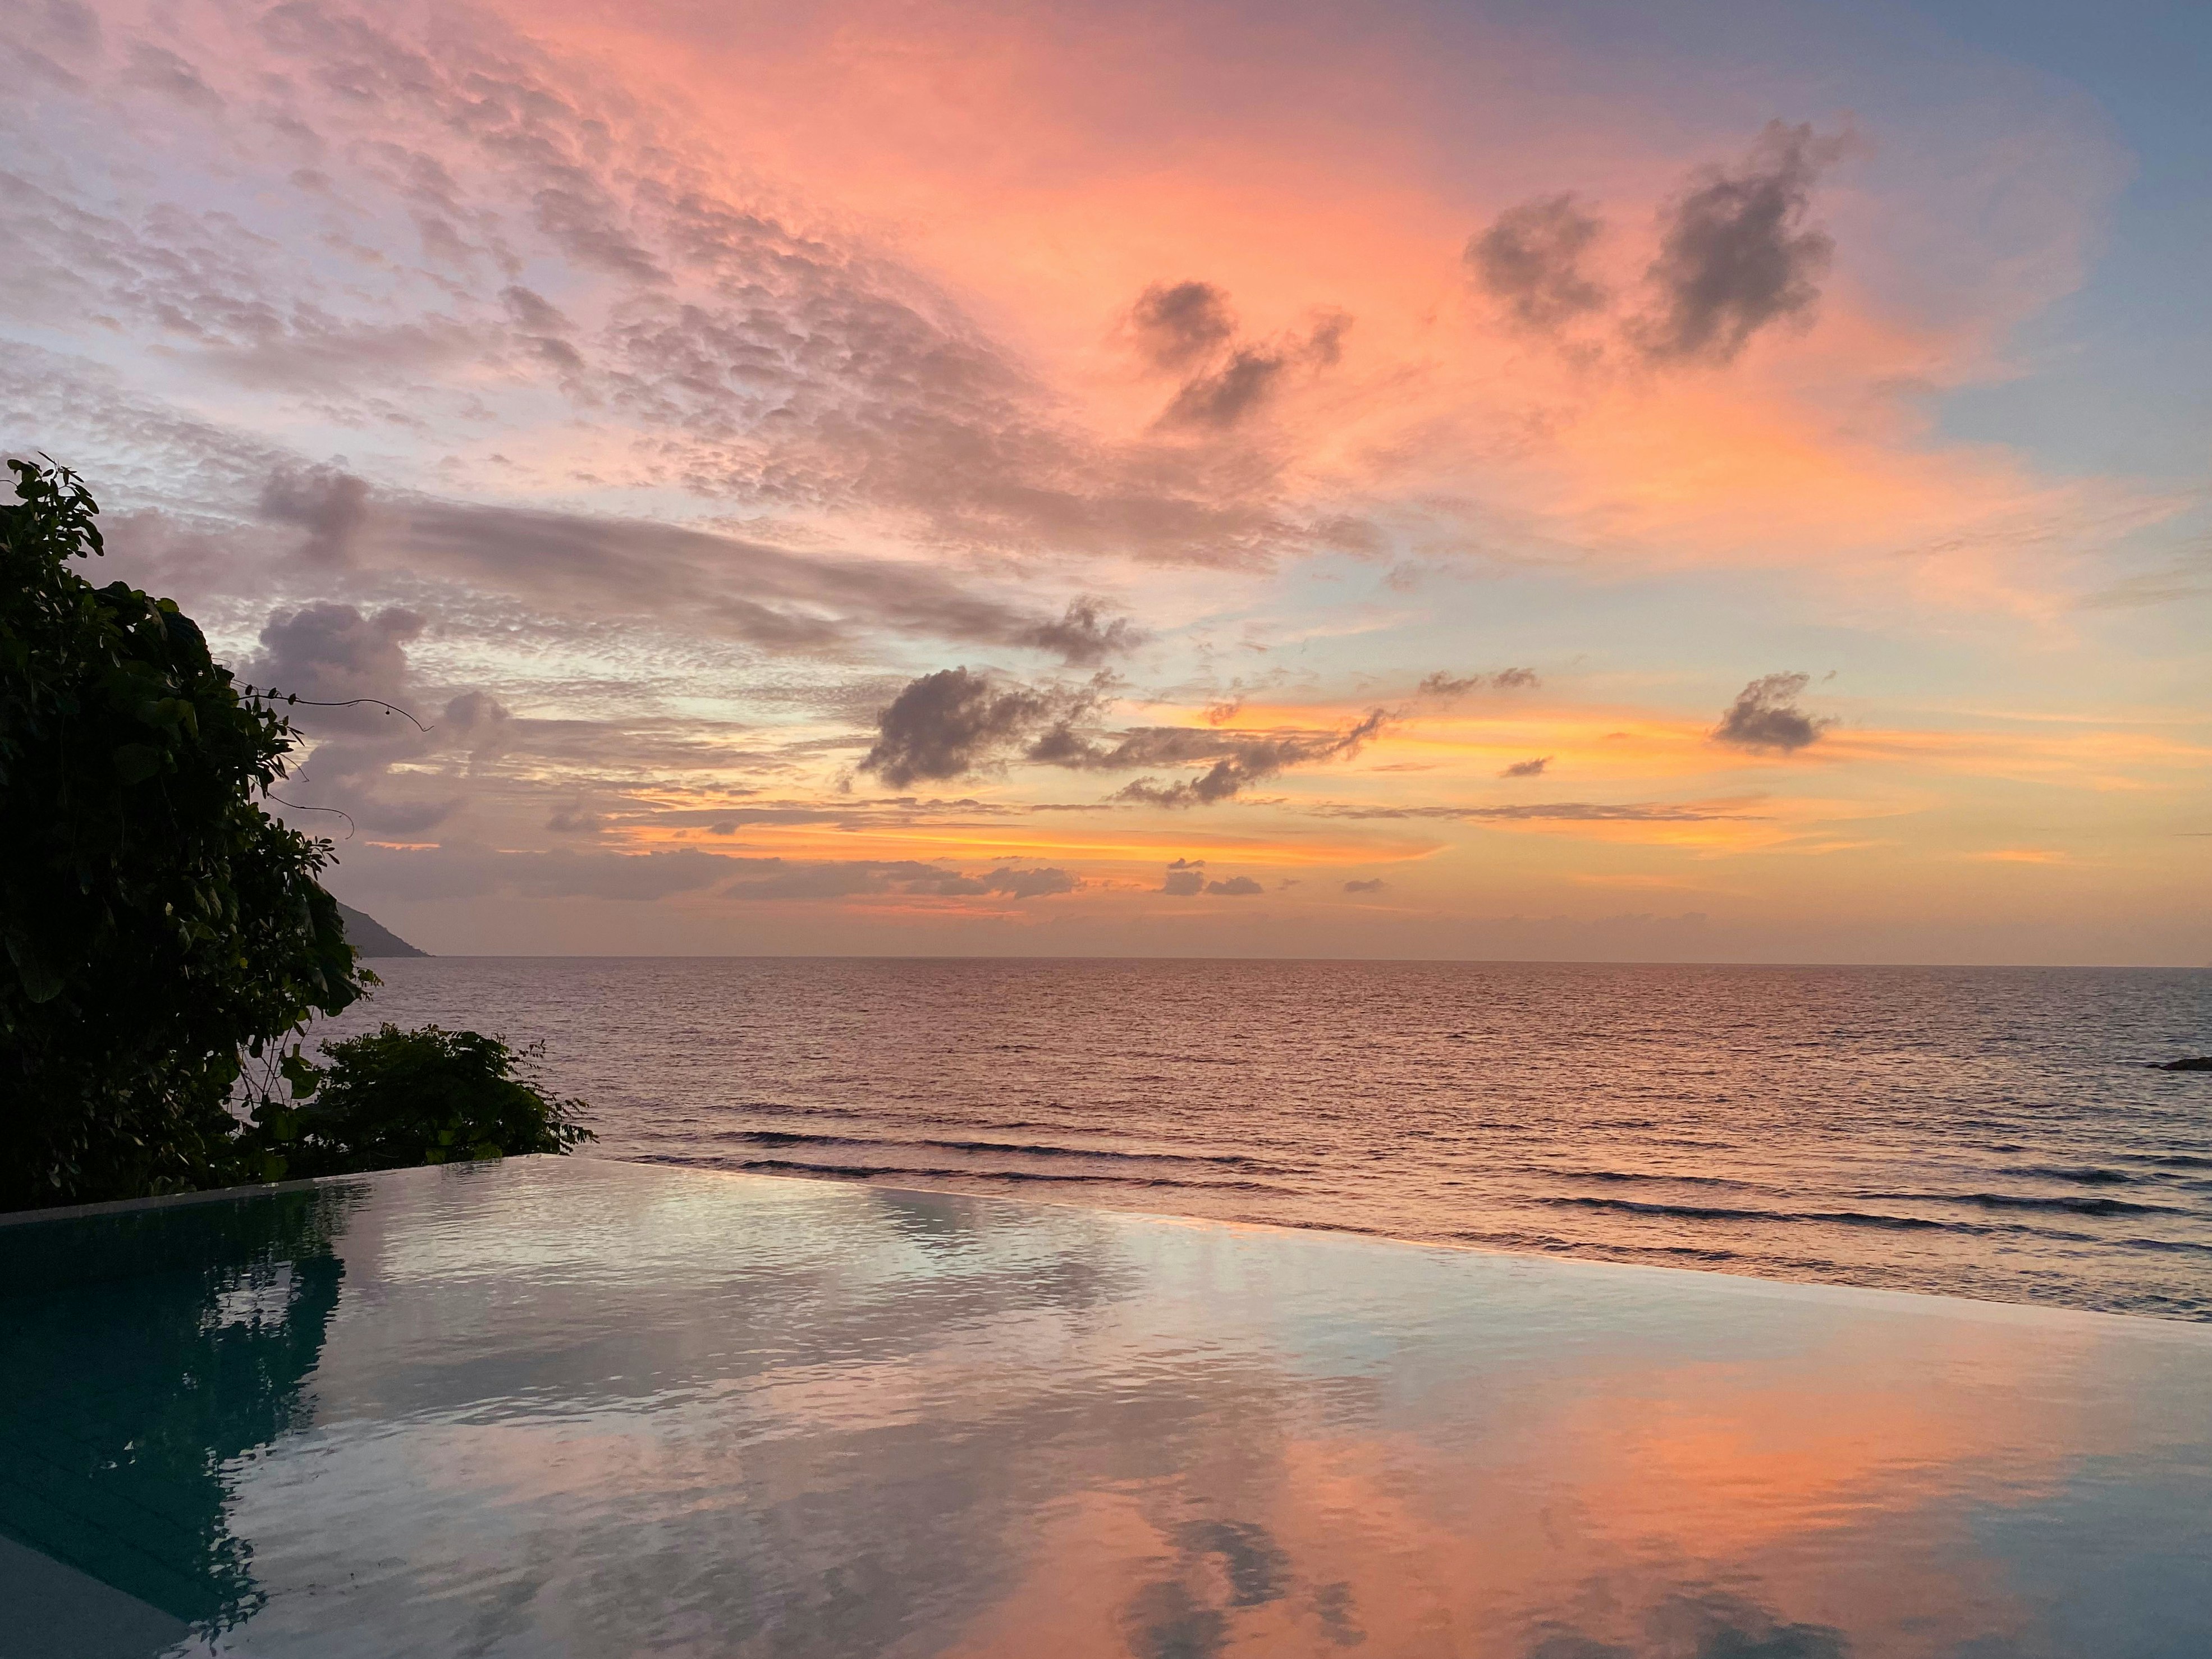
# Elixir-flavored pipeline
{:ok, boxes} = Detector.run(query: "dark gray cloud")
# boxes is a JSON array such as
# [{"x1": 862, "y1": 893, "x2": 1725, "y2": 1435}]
[
  {"x1": 1158, "y1": 313, "x2": 1352, "y2": 432},
  {"x1": 1638, "y1": 123, "x2": 1837, "y2": 364},
  {"x1": 241, "y1": 602, "x2": 476, "y2": 835},
  {"x1": 1304, "y1": 310, "x2": 1351, "y2": 369},
  {"x1": 1419, "y1": 668, "x2": 1541, "y2": 699},
  {"x1": 859, "y1": 668, "x2": 1106, "y2": 789},
  {"x1": 1128, "y1": 281, "x2": 1350, "y2": 433},
  {"x1": 1500, "y1": 756, "x2": 1551, "y2": 777},
  {"x1": 237, "y1": 485, "x2": 1149, "y2": 664},
  {"x1": 1710, "y1": 672, "x2": 1831, "y2": 754},
  {"x1": 1013, "y1": 597, "x2": 1147, "y2": 666},
  {"x1": 1342, "y1": 878, "x2": 1386, "y2": 893},
  {"x1": 1129, "y1": 282, "x2": 1238, "y2": 372},
  {"x1": 437, "y1": 691, "x2": 518, "y2": 773},
  {"x1": 1467, "y1": 195, "x2": 1606, "y2": 329},
  {"x1": 1165, "y1": 347, "x2": 1295, "y2": 430},
  {"x1": 979, "y1": 866, "x2": 1078, "y2": 898},
  {"x1": 1086, "y1": 709, "x2": 1390, "y2": 806},
  {"x1": 1158, "y1": 862, "x2": 1260, "y2": 896},
  {"x1": 859, "y1": 668, "x2": 1387, "y2": 803},
  {"x1": 259, "y1": 465, "x2": 370, "y2": 565},
  {"x1": 545, "y1": 803, "x2": 608, "y2": 835},
  {"x1": 245, "y1": 602, "x2": 424, "y2": 721},
  {"x1": 236, "y1": 602, "x2": 676, "y2": 839}
]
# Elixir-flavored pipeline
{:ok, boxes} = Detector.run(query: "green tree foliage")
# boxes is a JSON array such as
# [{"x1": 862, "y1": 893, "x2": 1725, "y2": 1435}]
[
  {"x1": 0, "y1": 459, "x2": 368, "y2": 1208},
  {"x1": 246, "y1": 1024, "x2": 593, "y2": 1179}
]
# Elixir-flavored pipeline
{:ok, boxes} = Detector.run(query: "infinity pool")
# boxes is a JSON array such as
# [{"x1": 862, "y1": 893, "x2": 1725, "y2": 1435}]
[{"x1": 2, "y1": 1158, "x2": 2207, "y2": 1657}]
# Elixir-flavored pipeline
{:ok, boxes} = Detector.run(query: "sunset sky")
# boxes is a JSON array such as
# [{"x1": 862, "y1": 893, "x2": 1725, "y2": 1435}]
[{"x1": 4, "y1": 0, "x2": 2206, "y2": 961}]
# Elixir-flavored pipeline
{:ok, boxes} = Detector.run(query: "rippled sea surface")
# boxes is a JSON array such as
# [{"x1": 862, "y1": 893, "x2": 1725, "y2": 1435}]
[{"x1": 317, "y1": 959, "x2": 2212, "y2": 1319}]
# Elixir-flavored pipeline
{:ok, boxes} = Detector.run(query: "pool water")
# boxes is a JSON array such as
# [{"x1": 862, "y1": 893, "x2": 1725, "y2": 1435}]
[{"x1": 1, "y1": 1158, "x2": 2208, "y2": 1657}]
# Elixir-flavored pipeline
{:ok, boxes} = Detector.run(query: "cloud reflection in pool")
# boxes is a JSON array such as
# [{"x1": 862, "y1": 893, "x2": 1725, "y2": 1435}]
[{"x1": 3, "y1": 1159, "x2": 2206, "y2": 1657}]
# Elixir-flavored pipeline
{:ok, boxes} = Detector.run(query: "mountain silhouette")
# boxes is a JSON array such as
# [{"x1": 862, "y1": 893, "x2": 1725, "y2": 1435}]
[{"x1": 334, "y1": 902, "x2": 427, "y2": 958}]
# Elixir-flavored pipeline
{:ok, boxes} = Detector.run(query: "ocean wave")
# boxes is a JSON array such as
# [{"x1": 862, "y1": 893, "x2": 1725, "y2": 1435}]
[
  {"x1": 724, "y1": 1156, "x2": 1302, "y2": 1197},
  {"x1": 1536, "y1": 1195, "x2": 1953, "y2": 1231},
  {"x1": 1559, "y1": 1169, "x2": 1766, "y2": 1193},
  {"x1": 718, "y1": 1128, "x2": 1287, "y2": 1171},
  {"x1": 1447, "y1": 1227, "x2": 1746, "y2": 1266},
  {"x1": 2111, "y1": 1235, "x2": 2212, "y2": 1256},
  {"x1": 2018, "y1": 1166, "x2": 2136, "y2": 1185},
  {"x1": 1868, "y1": 1191, "x2": 2188, "y2": 1218}
]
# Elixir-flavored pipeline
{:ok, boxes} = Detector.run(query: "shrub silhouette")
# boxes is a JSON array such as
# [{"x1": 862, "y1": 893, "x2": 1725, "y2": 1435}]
[
  {"x1": 1, "y1": 460, "x2": 367, "y2": 1207},
  {"x1": 248, "y1": 1023, "x2": 593, "y2": 1177}
]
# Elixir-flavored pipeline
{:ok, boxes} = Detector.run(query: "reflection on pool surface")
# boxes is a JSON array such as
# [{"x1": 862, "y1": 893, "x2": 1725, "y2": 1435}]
[{"x1": 1, "y1": 1159, "x2": 2208, "y2": 1657}]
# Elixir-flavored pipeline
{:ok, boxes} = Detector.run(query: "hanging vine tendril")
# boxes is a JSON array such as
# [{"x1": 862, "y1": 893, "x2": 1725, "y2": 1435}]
[
  {"x1": 242, "y1": 687, "x2": 434, "y2": 734},
  {"x1": 263, "y1": 794, "x2": 358, "y2": 838},
  {"x1": 243, "y1": 688, "x2": 432, "y2": 836}
]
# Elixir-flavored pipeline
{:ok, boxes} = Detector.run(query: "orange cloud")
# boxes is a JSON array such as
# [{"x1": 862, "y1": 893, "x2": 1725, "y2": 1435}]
[
  {"x1": 942, "y1": 1308, "x2": 2115, "y2": 1659},
  {"x1": 505, "y1": 0, "x2": 2158, "y2": 606}
]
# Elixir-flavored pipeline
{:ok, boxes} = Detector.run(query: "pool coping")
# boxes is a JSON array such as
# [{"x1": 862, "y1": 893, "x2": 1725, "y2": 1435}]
[{"x1": 0, "y1": 1160, "x2": 471, "y2": 1229}]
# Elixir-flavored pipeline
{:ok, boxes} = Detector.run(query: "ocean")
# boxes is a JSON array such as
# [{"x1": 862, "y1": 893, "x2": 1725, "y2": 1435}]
[{"x1": 311, "y1": 957, "x2": 2212, "y2": 1320}]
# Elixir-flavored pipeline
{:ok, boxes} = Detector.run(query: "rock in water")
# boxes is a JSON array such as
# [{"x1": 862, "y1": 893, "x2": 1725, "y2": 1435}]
[
  {"x1": 2151, "y1": 1056, "x2": 2212, "y2": 1072},
  {"x1": 336, "y1": 901, "x2": 428, "y2": 958}
]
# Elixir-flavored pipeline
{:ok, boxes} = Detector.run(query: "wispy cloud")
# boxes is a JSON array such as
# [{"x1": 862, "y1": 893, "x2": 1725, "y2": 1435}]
[{"x1": 1419, "y1": 669, "x2": 1541, "y2": 700}]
